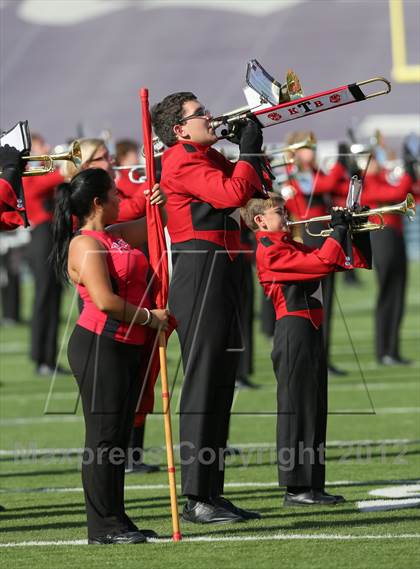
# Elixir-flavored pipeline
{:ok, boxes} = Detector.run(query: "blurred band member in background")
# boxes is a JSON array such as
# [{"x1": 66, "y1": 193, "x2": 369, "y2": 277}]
[
  {"x1": 51, "y1": 168, "x2": 168, "y2": 544},
  {"x1": 362, "y1": 145, "x2": 418, "y2": 366},
  {"x1": 23, "y1": 133, "x2": 66, "y2": 375},
  {"x1": 63, "y1": 138, "x2": 165, "y2": 222}
]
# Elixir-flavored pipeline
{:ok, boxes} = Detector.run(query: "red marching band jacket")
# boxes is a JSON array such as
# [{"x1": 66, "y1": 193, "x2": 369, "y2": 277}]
[
  {"x1": 282, "y1": 162, "x2": 349, "y2": 221},
  {"x1": 0, "y1": 178, "x2": 24, "y2": 230},
  {"x1": 160, "y1": 141, "x2": 263, "y2": 255},
  {"x1": 115, "y1": 169, "x2": 148, "y2": 222},
  {"x1": 256, "y1": 228, "x2": 371, "y2": 328},
  {"x1": 361, "y1": 171, "x2": 418, "y2": 234}
]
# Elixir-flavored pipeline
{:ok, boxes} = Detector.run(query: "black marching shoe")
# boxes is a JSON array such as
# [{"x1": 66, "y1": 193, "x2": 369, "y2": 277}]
[
  {"x1": 88, "y1": 530, "x2": 147, "y2": 545},
  {"x1": 213, "y1": 496, "x2": 261, "y2": 520},
  {"x1": 327, "y1": 364, "x2": 348, "y2": 376},
  {"x1": 284, "y1": 489, "x2": 345, "y2": 506},
  {"x1": 379, "y1": 355, "x2": 412, "y2": 366},
  {"x1": 182, "y1": 499, "x2": 245, "y2": 524},
  {"x1": 125, "y1": 462, "x2": 160, "y2": 474},
  {"x1": 123, "y1": 515, "x2": 158, "y2": 539},
  {"x1": 235, "y1": 375, "x2": 259, "y2": 389}
]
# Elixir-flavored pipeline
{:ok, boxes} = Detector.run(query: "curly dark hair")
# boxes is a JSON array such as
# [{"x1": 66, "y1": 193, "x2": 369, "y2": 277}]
[{"x1": 151, "y1": 92, "x2": 197, "y2": 147}]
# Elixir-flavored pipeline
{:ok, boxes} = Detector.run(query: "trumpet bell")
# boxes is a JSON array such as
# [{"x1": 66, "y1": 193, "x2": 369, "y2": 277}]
[
  {"x1": 19, "y1": 140, "x2": 82, "y2": 177},
  {"x1": 286, "y1": 193, "x2": 416, "y2": 237}
]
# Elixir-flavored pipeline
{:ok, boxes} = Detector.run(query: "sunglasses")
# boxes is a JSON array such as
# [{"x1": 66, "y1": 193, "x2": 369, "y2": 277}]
[{"x1": 180, "y1": 107, "x2": 212, "y2": 123}]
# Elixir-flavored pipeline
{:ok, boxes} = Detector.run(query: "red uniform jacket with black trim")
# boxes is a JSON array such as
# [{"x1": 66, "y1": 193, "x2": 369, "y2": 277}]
[
  {"x1": 160, "y1": 141, "x2": 262, "y2": 254},
  {"x1": 115, "y1": 172, "x2": 147, "y2": 222},
  {"x1": 0, "y1": 179, "x2": 24, "y2": 230},
  {"x1": 284, "y1": 163, "x2": 349, "y2": 220},
  {"x1": 256, "y1": 228, "x2": 371, "y2": 328},
  {"x1": 23, "y1": 170, "x2": 64, "y2": 227},
  {"x1": 361, "y1": 171, "x2": 416, "y2": 234}
]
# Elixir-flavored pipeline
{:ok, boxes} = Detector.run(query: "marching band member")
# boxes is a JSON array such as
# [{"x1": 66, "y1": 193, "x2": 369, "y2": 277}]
[
  {"x1": 0, "y1": 143, "x2": 27, "y2": 514},
  {"x1": 51, "y1": 167, "x2": 168, "y2": 544},
  {"x1": 63, "y1": 138, "x2": 166, "y2": 222},
  {"x1": 152, "y1": 91, "x2": 263, "y2": 524},
  {"x1": 280, "y1": 131, "x2": 351, "y2": 376},
  {"x1": 362, "y1": 152, "x2": 418, "y2": 365},
  {"x1": 241, "y1": 194, "x2": 372, "y2": 505},
  {"x1": 63, "y1": 137, "x2": 165, "y2": 473},
  {"x1": 23, "y1": 133, "x2": 66, "y2": 375},
  {"x1": 114, "y1": 138, "x2": 144, "y2": 197},
  {"x1": 0, "y1": 144, "x2": 26, "y2": 230}
]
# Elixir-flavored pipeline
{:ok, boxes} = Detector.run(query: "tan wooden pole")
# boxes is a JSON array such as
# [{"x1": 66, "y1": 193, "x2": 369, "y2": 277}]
[{"x1": 159, "y1": 330, "x2": 182, "y2": 541}]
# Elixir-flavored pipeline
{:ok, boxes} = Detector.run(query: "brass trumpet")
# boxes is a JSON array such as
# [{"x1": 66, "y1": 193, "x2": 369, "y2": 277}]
[
  {"x1": 286, "y1": 194, "x2": 416, "y2": 237},
  {"x1": 24, "y1": 140, "x2": 81, "y2": 176},
  {"x1": 0, "y1": 140, "x2": 82, "y2": 177}
]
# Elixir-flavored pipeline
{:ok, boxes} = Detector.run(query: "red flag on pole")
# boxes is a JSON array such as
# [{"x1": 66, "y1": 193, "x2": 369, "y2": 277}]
[
  {"x1": 140, "y1": 88, "x2": 169, "y2": 309},
  {"x1": 139, "y1": 87, "x2": 181, "y2": 542}
]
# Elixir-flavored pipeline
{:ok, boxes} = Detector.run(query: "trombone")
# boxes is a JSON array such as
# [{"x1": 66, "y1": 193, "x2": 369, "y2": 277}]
[
  {"x1": 112, "y1": 164, "x2": 146, "y2": 184},
  {"x1": 265, "y1": 135, "x2": 317, "y2": 158},
  {"x1": 0, "y1": 140, "x2": 82, "y2": 177},
  {"x1": 286, "y1": 194, "x2": 416, "y2": 237},
  {"x1": 266, "y1": 135, "x2": 317, "y2": 169}
]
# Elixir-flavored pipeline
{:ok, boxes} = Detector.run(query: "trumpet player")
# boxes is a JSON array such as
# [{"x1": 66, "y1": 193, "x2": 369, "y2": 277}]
[
  {"x1": 241, "y1": 195, "x2": 372, "y2": 506},
  {"x1": 151, "y1": 91, "x2": 265, "y2": 524},
  {"x1": 0, "y1": 144, "x2": 27, "y2": 230},
  {"x1": 20, "y1": 133, "x2": 67, "y2": 376},
  {"x1": 279, "y1": 131, "x2": 353, "y2": 376}
]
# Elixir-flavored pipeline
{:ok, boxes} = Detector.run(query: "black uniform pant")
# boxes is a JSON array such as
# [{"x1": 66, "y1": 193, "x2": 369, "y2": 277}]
[
  {"x1": 29, "y1": 222, "x2": 62, "y2": 367},
  {"x1": 169, "y1": 240, "x2": 242, "y2": 498},
  {"x1": 272, "y1": 316, "x2": 327, "y2": 489},
  {"x1": 67, "y1": 325, "x2": 143, "y2": 539},
  {"x1": 0, "y1": 249, "x2": 21, "y2": 321},
  {"x1": 371, "y1": 227, "x2": 407, "y2": 360}
]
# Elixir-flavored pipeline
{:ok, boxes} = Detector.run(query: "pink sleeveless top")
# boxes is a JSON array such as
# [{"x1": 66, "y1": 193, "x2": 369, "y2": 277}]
[{"x1": 75, "y1": 229, "x2": 152, "y2": 345}]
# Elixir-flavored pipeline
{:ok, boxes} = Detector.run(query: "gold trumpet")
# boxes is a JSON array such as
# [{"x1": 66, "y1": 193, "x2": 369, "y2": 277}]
[
  {"x1": 0, "y1": 141, "x2": 82, "y2": 177},
  {"x1": 287, "y1": 194, "x2": 416, "y2": 237}
]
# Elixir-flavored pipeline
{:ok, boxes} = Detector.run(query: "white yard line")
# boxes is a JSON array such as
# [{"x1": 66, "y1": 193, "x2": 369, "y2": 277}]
[
  {"x1": 1, "y1": 407, "x2": 420, "y2": 426},
  {"x1": 357, "y1": 498, "x2": 420, "y2": 512},
  {"x1": 0, "y1": 438, "x2": 418, "y2": 458},
  {"x1": 0, "y1": 534, "x2": 420, "y2": 547},
  {"x1": 1, "y1": 479, "x2": 419, "y2": 494},
  {"x1": 1, "y1": 379, "x2": 418, "y2": 403}
]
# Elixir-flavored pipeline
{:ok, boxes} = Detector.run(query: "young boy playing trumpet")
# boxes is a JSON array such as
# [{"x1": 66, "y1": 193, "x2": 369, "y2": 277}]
[{"x1": 241, "y1": 195, "x2": 372, "y2": 506}]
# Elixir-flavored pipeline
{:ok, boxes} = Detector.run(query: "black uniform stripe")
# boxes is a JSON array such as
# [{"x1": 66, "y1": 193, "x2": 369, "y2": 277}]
[{"x1": 348, "y1": 83, "x2": 366, "y2": 101}]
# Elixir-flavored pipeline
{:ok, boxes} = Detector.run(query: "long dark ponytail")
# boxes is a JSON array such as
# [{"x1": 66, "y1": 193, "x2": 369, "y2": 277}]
[{"x1": 51, "y1": 168, "x2": 113, "y2": 282}]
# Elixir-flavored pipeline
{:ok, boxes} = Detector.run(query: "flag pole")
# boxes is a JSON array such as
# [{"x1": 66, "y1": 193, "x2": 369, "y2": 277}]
[{"x1": 139, "y1": 88, "x2": 181, "y2": 542}]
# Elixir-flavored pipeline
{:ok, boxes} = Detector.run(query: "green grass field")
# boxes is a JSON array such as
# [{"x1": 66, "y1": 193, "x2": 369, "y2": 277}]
[{"x1": 1, "y1": 264, "x2": 419, "y2": 568}]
